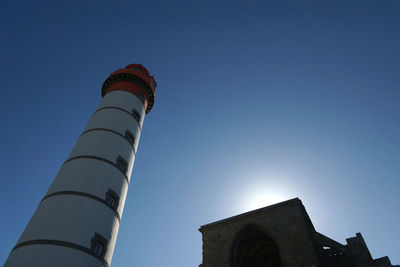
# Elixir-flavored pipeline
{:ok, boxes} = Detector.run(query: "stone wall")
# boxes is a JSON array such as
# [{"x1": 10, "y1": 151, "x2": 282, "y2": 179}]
[{"x1": 199, "y1": 198, "x2": 320, "y2": 267}]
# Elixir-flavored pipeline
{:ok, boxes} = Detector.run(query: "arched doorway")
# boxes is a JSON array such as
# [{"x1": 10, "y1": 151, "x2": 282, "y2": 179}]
[{"x1": 230, "y1": 225, "x2": 281, "y2": 267}]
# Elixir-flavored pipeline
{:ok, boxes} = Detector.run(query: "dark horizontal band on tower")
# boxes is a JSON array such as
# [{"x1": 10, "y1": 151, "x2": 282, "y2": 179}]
[
  {"x1": 12, "y1": 239, "x2": 109, "y2": 267},
  {"x1": 79, "y1": 128, "x2": 136, "y2": 154},
  {"x1": 93, "y1": 106, "x2": 142, "y2": 129},
  {"x1": 41, "y1": 191, "x2": 121, "y2": 222},
  {"x1": 64, "y1": 156, "x2": 129, "y2": 184}
]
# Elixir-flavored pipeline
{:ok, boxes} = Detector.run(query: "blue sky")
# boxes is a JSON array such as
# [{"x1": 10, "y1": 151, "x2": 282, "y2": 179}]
[{"x1": 1, "y1": 0, "x2": 399, "y2": 265}]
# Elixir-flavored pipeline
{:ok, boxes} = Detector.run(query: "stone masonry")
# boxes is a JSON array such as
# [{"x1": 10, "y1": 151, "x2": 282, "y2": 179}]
[{"x1": 199, "y1": 198, "x2": 398, "y2": 267}]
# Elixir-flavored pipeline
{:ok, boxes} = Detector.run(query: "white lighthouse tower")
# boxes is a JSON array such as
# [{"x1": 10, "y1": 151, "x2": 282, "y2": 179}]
[{"x1": 4, "y1": 64, "x2": 157, "y2": 267}]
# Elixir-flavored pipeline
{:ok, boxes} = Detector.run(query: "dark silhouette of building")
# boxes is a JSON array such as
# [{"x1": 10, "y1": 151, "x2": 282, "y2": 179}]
[{"x1": 199, "y1": 198, "x2": 398, "y2": 267}]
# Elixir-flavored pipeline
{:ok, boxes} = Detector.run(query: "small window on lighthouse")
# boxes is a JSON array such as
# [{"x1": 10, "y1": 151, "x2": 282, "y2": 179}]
[
  {"x1": 116, "y1": 156, "x2": 127, "y2": 174},
  {"x1": 105, "y1": 189, "x2": 120, "y2": 210},
  {"x1": 90, "y1": 233, "x2": 108, "y2": 258},
  {"x1": 132, "y1": 109, "x2": 141, "y2": 124},
  {"x1": 125, "y1": 130, "x2": 135, "y2": 146}
]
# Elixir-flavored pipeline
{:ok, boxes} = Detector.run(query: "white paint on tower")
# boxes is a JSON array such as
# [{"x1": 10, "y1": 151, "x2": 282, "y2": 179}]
[{"x1": 4, "y1": 64, "x2": 156, "y2": 267}]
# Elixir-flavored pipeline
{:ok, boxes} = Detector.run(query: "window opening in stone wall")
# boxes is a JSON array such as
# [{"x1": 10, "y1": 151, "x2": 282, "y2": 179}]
[
  {"x1": 231, "y1": 225, "x2": 281, "y2": 267},
  {"x1": 125, "y1": 130, "x2": 135, "y2": 146},
  {"x1": 105, "y1": 189, "x2": 120, "y2": 210},
  {"x1": 116, "y1": 156, "x2": 127, "y2": 173},
  {"x1": 90, "y1": 233, "x2": 108, "y2": 258}
]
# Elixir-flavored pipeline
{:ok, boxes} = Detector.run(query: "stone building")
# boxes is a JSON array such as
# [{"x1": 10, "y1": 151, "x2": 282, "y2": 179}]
[{"x1": 199, "y1": 198, "x2": 398, "y2": 267}]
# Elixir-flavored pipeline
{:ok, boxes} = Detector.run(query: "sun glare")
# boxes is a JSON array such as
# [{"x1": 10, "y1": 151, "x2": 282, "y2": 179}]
[
  {"x1": 244, "y1": 191, "x2": 290, "y2": 212},
  {"x1": 233, "y1": 171, "x2": 297, "y2": 214}
]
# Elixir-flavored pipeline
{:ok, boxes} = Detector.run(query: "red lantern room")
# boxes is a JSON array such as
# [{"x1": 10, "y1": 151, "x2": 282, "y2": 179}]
[{"x1": 102, "y1": 64, "x2": 157, "y2": 113}]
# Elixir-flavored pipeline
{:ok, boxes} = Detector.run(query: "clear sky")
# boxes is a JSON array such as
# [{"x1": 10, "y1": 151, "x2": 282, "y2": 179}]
[{"x1": 1, "y1": 0, "x2": 399, "y2": 266}]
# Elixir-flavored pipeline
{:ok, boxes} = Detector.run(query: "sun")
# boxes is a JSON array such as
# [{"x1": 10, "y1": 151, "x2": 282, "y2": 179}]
[{"x1": 246, "y1": 191, "x2": 289, "y2": 211}]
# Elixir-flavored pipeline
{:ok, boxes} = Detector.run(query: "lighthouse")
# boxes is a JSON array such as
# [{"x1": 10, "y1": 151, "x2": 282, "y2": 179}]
[{"x1": 4, "y1": 64, "x2": 157, "y2": 267}]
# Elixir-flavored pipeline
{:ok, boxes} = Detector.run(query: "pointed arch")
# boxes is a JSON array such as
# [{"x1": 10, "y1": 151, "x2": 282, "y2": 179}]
[{"x1": 230, "y1": 224, "x2": 281, "y2": 267}]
